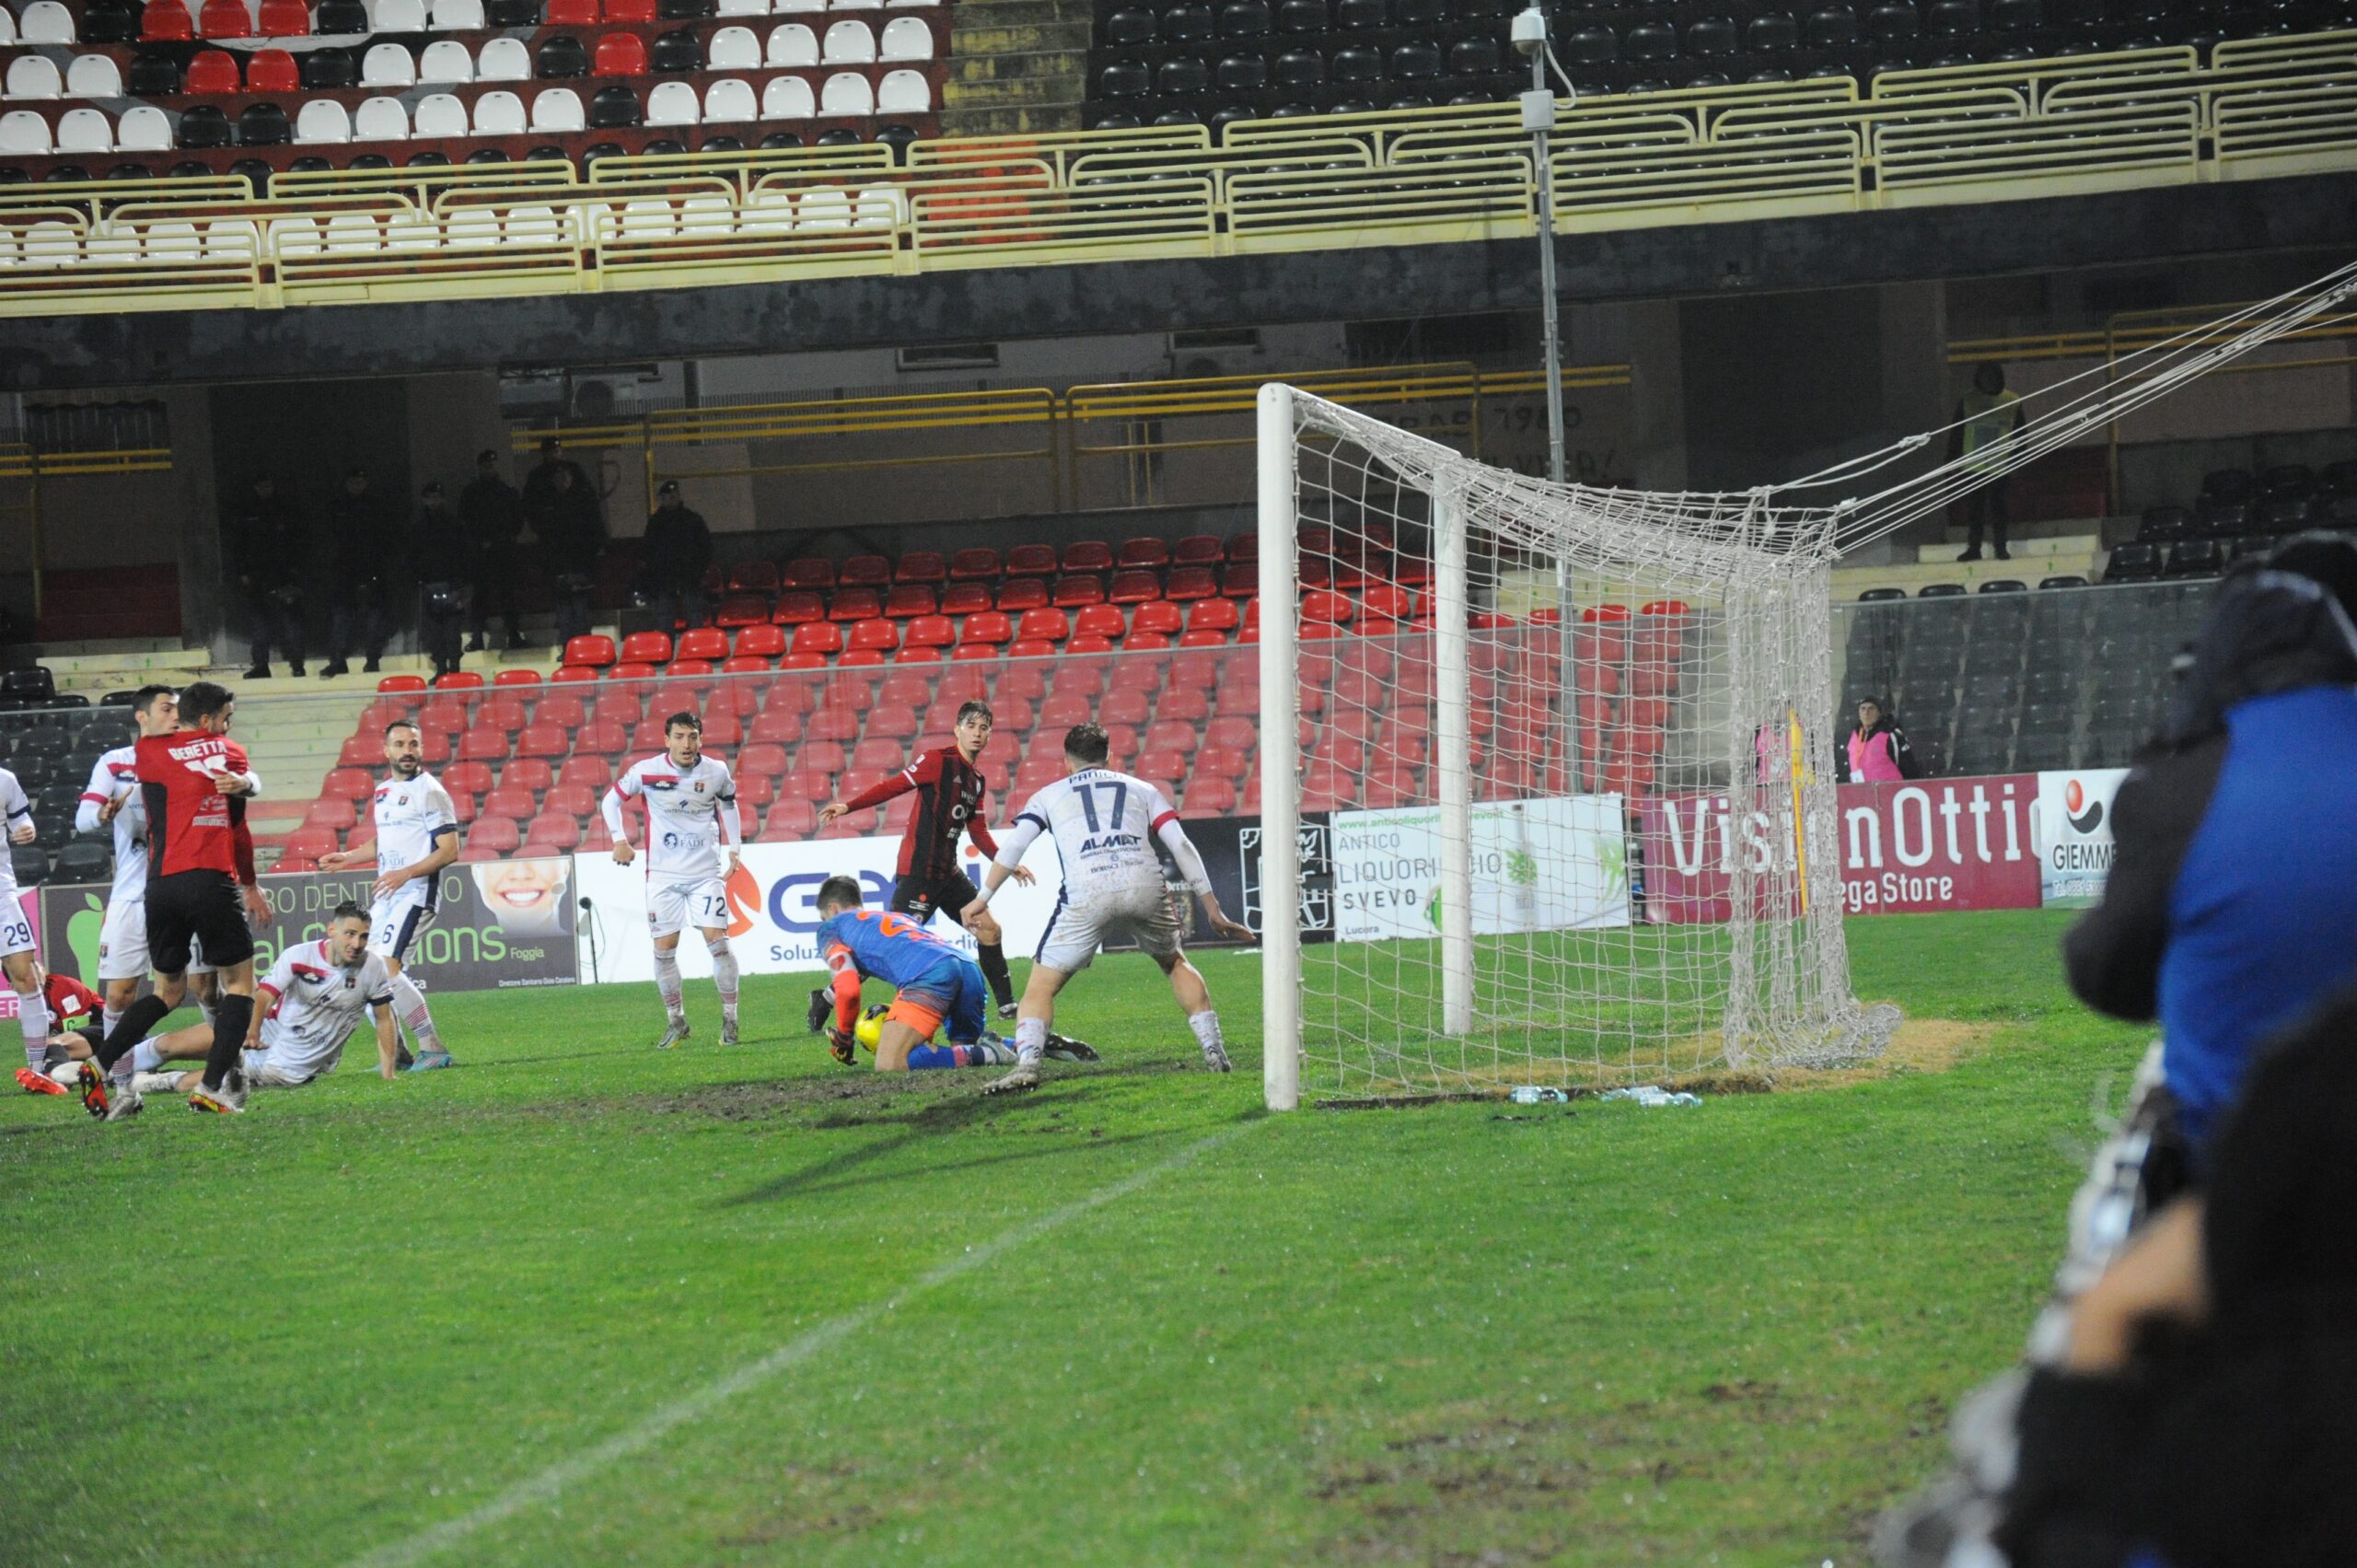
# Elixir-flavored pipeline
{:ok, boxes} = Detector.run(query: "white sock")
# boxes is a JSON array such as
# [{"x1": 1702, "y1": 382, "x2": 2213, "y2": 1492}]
[
  {"x1": 46, "y1": 1060, "x2": 78, "y2": 1085},
  {"x1": 1014, "y1": 1016, "x2": 1047, "y2": 1063},
  {"x1": 17, "y1": 988, "x2": 47, "y2": 1072},
  {"x1": 131, "y1": 1039, "x2": 164, "y2": 1074},
  {"x1": 705, "y1": 936, "x2": 739, "y2": 1022},
  {"x1": 1189, "y1": 1010, "x2": 1225, "y2": 1057},
  {"x1": 101, "y1": 1005, "x2": 122, "y2": 1043},
  {"x1": 196, "y1": 991, "x2": 218, "y2": 1028},
  {"x1": 130, "y1": 1071, "x2": 182, "y2": 1095},
  {"x1": 390, "y1": 971, "x2": 442, "y2": 1053},
  {"x1": 653, "y1": 947, "x2": 685, "y2": 1021}
]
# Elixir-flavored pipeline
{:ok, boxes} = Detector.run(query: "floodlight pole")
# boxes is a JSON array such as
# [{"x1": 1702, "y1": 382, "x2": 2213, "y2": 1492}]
[{"x1": 1517, "y1": 6, "x2": 1579, "y2": 700}]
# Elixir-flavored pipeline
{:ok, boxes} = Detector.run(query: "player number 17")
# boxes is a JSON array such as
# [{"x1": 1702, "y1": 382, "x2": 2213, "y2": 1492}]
[{"x1": 1074, "y1": 781, "x2": 1128, "y2": 833}]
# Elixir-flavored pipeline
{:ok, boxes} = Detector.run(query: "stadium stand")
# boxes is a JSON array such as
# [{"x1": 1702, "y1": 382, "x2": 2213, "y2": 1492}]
[{"x1": 0, "y1": 0, "x2": 949, "y2": 179}]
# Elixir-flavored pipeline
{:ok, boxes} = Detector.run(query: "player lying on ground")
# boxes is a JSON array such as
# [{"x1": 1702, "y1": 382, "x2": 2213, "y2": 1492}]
[
  {"x1": 804, "y1": 875, "x2": 1097, "y2": 1072},
  {"x1": 78, "y1": 679, "x2": 273, "y2": 1121},
  {"x1": 317, "y1": 716, "x2": 458, "y2": 1072},
  {"x1": 817, "y1": 700, "x2": 1033, "y2": 1018},
  {"x1": 14, "y1": 966, "x2": 108, "y2": 1094},
  {"x1": 964, "y1": 722, "x2": 1254, "y2": 1095},
  {"x1": 94, "y1": 905, "x2": 401, "y2": 1111},
  {"x1": 603, "y1": 709, "x2": 745, "y2": 1050}
]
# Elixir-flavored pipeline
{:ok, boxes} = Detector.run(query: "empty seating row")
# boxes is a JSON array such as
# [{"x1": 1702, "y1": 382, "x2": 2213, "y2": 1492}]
[{"x1": 16, "y1": 0, "x2": 942, "y2": 43}]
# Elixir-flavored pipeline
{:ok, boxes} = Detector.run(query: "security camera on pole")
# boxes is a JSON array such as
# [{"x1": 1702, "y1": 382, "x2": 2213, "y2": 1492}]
[{"x1": 1515, "y1": 3, "x2": 1578, "y2": 682}]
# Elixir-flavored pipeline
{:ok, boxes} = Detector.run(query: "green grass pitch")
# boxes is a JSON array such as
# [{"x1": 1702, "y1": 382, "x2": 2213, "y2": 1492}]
[{"x1": 1, "y1": 910, "x2": 2143, "y2": 1567}]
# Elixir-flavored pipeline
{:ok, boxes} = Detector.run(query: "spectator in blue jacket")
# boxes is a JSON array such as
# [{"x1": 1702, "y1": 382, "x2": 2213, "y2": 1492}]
[{"x1": 2063, "y1": 535, "x2": 2357, "y2": 1158}]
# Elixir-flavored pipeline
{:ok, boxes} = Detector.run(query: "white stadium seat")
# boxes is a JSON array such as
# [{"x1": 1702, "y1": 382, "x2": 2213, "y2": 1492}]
[
  {"x1": 849, "y1": 185, "x2": 900, "y2": 226},
  {"x1": 116, "y1": 105, "x2": 172, "y2": 150},
  {"x1": 6, "y1": 57, "x2": 62, "y2": 100},
  {"x1": 477, "y1": 37, "x2": 530, "y2": 79},
  {"x1": 85, "y1": 222, "x2": 141, "y2": 262},
  {"x1": 505, "y1": 204, "x2": 561, "y2": 245},
  {"x1": 65, "y1": 53, "x2": 122, "y2": 97},
  {"x1": 819, "y1": 70, "x2": 873, "y2": 115},
  {"x1": 25, "y1": 220, "x2": 80, "y2": 265},
  {"x1": 833, "y1": 0, "x2": 883, "y2": 11},
  {"x1": 645, "y1": 79, "x2": 700, "y2": 126},
  {"x1": 877, "y1": 15, "x2": 930, "y2": 58},
  {"x1": 0, "y1": 9, "x2": 17, "y2": 43},
  {"x1": 716, "y1": 0, "x2": 765, "y2": 14},
  {"x1": 702, "y1": 76, "x2": 756, "y2": 122},
  {"x1": 268, "y1": 216, "x2": 324, "y2": 258},
  {"x1": 820, "y1": 18, "x2": 874, "y2": 61},
  {"x1": 445, "y1": 207, "x2": 498, "y2": 247},
  {"x1": 386, "y1": 213, "x2": 441, "y2": 250},
  {"x1": 412, "y1": 92, "x2": 468, "y2": 137},
  {"x1": 142, "y1": 220, "x2": 202, "y2": 260},
  {"x1": 774, "y1": 0, "x2": 824, "y2": 12},
  {"x1": 204, "y1": 220, "x2": 259, "y2": 260},
  {"x1": 766, "y1": 22, "x2": 818, "y2": 65},
  {"x1": 761, "y1": 74, "x2": 814, "y2": 118},
  {"x1": 56, "y1": 106, "x2": 112, "y2": 153},
  {"x1": 679, "y1": 192, "x2": 733, "y2": 236},
  {"x1": 323, "y1": 212, "x2": 382, "y2": 253},
  {"x1": 795, "y1": 187, "x2": 848, "y2": 230},
  {"x1": 367, "y1": 0, "x2": 426, "y2": 29},
  {"x1": 876, "y1": 66, "x2": 927, "y2": 111},
  {"x1": 0, "y1": 109, "x2": 52, "y2": 153},
  {"x1": 528, "y1": 87, "x2": 584, "y2": 132},
  {"x1": 708, "y1": 23, "x2": 759, "y2": 67},
  {"x1": 20, "y1": 2, "x2": 76, "y2": 42},
  {"x1": 354, "y1": 96, "x2": 411, "y2": 140},
  {"x1": 886, "y1": 0, "x2": 942, "y2": 8},
  {"x1": 472, "y1": 88, "x2": 525, "y2": 134},
  {"x1": 419, "y1": 39, "x2": 474, "y2": 83},
  {"x1": 618, "y1": 198, "x2": 677, "y2": 240},
  {"x1": 295, "y1": 99, "x2": 354, "y2": 142},
  {"x1": 740, "y1": 189, "x2": 794, "y2": 234},
  {"x1": 362, "y1": 43, "x2": 417, "y2": 87},
  {"x1": 430, "y1": 0, "x2": 483, "y2": 26}
]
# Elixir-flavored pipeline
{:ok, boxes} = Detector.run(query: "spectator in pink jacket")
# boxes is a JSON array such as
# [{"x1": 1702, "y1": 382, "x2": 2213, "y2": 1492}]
[{"x1": 1845, "y1": 697, "x2": 1923, "y2": 783}]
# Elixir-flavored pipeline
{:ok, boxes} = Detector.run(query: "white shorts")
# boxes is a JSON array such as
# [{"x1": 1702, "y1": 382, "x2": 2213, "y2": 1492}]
[
  {"x1": 370, "y1": 894, "x2": 435, "y2": 964},
  {"x1": 646, "y1": 877, "x2": 730, "y2": 940},
  {"x1": 97, "y1": 895, "x2": 213, "y2": 981},
  {"x1": 0, "y1": 889, "x2": 32, "y2": 962},
  {"x1": 238, "y1": 1046, "x2": 320, "y2": 1088},
  {"x1": 1034, "y1": 879, "x2": 1184, "y2": 975}
]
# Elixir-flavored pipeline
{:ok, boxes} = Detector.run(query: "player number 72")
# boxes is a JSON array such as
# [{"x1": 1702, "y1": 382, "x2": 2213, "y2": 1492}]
[{"x1": 1074, "y1": 781, "x2": 1128, "y2": 833}]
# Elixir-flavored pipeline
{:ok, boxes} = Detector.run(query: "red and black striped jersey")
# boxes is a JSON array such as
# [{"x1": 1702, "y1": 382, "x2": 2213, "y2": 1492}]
[
  {"x1": 842, "y1": 745, "x2": 999, "y2": 881},
  {"x1": 134, "y1": 730, "x2": 257, "y2": 884}
]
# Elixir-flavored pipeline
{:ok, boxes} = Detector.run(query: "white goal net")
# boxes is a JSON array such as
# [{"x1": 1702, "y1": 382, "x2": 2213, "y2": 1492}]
[{"x1": 1256, "y1": 384, "x2": 1898, "y2": 1109}]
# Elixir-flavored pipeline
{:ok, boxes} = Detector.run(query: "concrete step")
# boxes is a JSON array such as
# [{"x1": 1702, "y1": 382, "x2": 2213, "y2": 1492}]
[
  {"x1": 953, "y1": 19, "x2": 1090, "y2": 50},
  {"x1": 941, "y1": 103, "x2": 1091, "y2": 133},
  {"x1": 951, "y1": 0, "x2": 1090, "y2": 24},
  {"x1": 948, "y1": 54, "x2": 1087, "y2": 90}
]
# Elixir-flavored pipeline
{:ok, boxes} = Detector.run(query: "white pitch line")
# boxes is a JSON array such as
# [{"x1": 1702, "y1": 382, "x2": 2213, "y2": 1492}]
[{"x1": 349, "y1": 1118, "x2": 1260, "y2": 1568}]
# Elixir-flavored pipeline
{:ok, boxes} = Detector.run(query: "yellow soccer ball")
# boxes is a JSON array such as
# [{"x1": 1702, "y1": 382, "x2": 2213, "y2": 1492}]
[{"x1": 855, "y1": 1005, "x2": 887, "y2": 1053}]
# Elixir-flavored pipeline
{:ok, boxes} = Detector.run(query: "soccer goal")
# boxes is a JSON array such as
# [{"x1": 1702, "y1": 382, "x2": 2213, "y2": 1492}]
[{"x1": 1256, "y1": 383, "x2": 1898, "y2": 1109}]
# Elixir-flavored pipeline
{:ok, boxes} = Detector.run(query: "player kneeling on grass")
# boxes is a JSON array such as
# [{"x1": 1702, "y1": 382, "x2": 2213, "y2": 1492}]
[
  {"x1": 14, "y1": 966, "x2": 109, "y2": 1095},
  {"x1": 109, "y1": 904, "x2": 401, "y2": 1108},
  {"x1": 963, "y1": 722, "x2": 1253, "y2": 1095},
  {"x1": 804, "y1": 876, "x2": 1096, "y2": 1073}
]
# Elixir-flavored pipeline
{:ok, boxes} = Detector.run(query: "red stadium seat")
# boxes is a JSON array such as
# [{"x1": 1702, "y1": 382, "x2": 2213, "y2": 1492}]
[
  {"x1": 771, "y1": 591, "x2": 825, "y2": 626},
  {"x1": 877, "y1": 673, "x2": 931, "y2": 709},
  {"x1": 940, "y1": 583, "x2": 992, "y2": 617},
  {"x1": 545, "y1": 0, "x2": 596, "y2": 17},
  {"x1": 1131, "y1": 601, "x2": 1184, "y2": 638},
  {"x1": 1100, "y1": 688, "x2": 1149, "y2": 726},
  {"x1": 277, "y1": 826, "x2": 338, "y2": 865},
  {"x1": 1225, "y1": 534, "x2": 1259, "y2": 563},
  {"x1": 1205, "y1": 714, "x2": 1255, "y2": 752},
  {"x1": 830, "y1": 587, "x2": 882, "y2": 622},
  {"x1": 469, "y1": 816, "x2": 524, "y2": 854},
  {"x1": 847, "y1": 618, "x2": 900, "y2": 653},
  {"x1": 552, "y1": 665, "x2": 598, "y2": 684},
  {"x1": 1164, "y1": 567, "x2": 1216, "y2": 602},
  {"x1": 839, "y1": 554, "x2": 890, "y2": 587},
  {"x1": 958, "y1": 611, "x2": 1013, "y2": 646},
  {"x1": 761, "y1": 799, "x2": 819, "y2": 839},
  {"x1": 790, "y1": 623, "x2": 844, "y2": 658},
  {"x1": 731, "y1": 624, "x2": 788, "y2": 660},
  {"x1": 1220, "y1": 563, "x2": 1257, "y2": 598},
  {"x1": 1052, "y1": 575, "x2": 1106, "y2": 609},
  {"x1": 620, "y1": 630, "x2": 671, "y2": 666},
  {"x1": 1130, "y1": 632, "x2": 1173, "y2": 650},
  {"x1": 563, "y1": 633, "x2": 618, "y2": 668},
  {"x1": 1172, "y1": 535, "x2": 1223, "y2": 566},
  {"x1": 996, "y1": 577, "x2": 1049, "y2": 613},
  {"x1": 948, "y1": 548, "x2": 1000, "y2": 581},
  {"x1": 505, "y1": 757, "x2": 556, "y2": 795},
  {"x1": 714, "y1": 595, "x2": 769, "y2": 629},
  {"x1": 1108, "y1": 570, "x2": 1161, "y2": 605},
  {"x1": 735, "y1": 772, "x2": 774, "y2": 812},
  {"x1": 1144, "y1": 719, "x2": 1195, "y2": 753},
  {"x1": 1003, "y1": 543, "x2": 1057, "y2": 578},
  {"x1": 592, "y1": 30, "x2": 648, "y2": 74},
  {"x1": 512, "y1": 723, "x2": 568, "y2": 759},
  {"x1": 849, "y1": 738, "x2": 904, "y2": 775},
  {"x1": 319, "y1": 767, "x2": 373, "y2": 801},
  {"x1": 1016, "y1": 608, "x2": 1069, "y2": 644},
  {"x1": 377, "y1": 673, "x2": 428, "y2": 693},
  {"x1": 198, "y1": 0, "x2": 252, "y2": 36},
  {"x1": 718, "y1": 560, "x2": 776, "y2": 593},
  {"x1": 900, "y1": 614, "x2": 955, "y2": 650},
  {"x1": 1061, "y1": 540, "x2": 1113, "y2": 573},
  {"x1": 884, "y1": 584, "x2": 936, "y2": 619},
  {"x1": 482, "y1": 784, "x2": 538, "y2": 820},
  {"x1": 1136, "y1": 750, "x2": 1187, "y2": 791},
  {"x1": 1005, "y1": 639, "x2": 1054, "y2": 660},
  {"x1": 606, "y1": 0, "x2": 656, "y2": 19},
  {"x1": 839, "y1": 649, "x2": 888, "y2": 668},
  {"x1": 674, "y1": 627, "x2": 728, "y2": 662},
  {"x1": 523, "y1": 813, "x2": 582, "y2": 850},
  {"x1": 1182, "y1": 776, "x2": 1238, "y2": 817},
  {"x1": 246, "y1": 46, "x2": 298, "y2": 89},
  {"x1": 867, "y1": 705, "x2": 919, "y2": 742},
  {"x1": 143, "y1": 0, "x2": 198, "y2": 40},
  {"x1": 1303, "y1": 590, "x2": 1353, "y2": 626},
  {"x1": 782, "y1": 557, "x2": 834, "y2": 590},
  {"x1": 609, "y1": 662, "x2": 659, "y2": 680},
  {"x1": 458, "y1": 727, "x2": 509, "y2": 762},
  {"x1": 787, "y1": 755, "x2": 841, "y2": 793},
  {"x1": 1000, "y1": 664, "x2": 1050, "y2": 703},
  {"x1": 717, "y1": 656, "x2": 767, "y2": 677},
  {"x1": 1186, "y1": 598, "x2": 1239, "y2": 635},
  {"x1": 895, "y1": 551, "x2": 946, "y2": 584},
  {"x1": 435, "y1": 669, "x2": 487, "y2": 691},
  {"x1": 748, "y1": 712, "x2": 800, "y2": 749},
  {"x1": 337, "y1": 737, "x2": 379, "y2": 768},
  {"x1": 186, "y1": 48, "x2": 241, "y2": 90},
  {"x1": 544, "y1": 783, "x2": 599, "y2": 820},
  {"x1": 805, "y1": 705, "x2": 860, "y2": 744},
  {"x1": 1117, "y1": 537, "x2": 1170, "y2": 569},
  {"x1": 492, "y1": 668, "x2": 541, "y2": 689},
  {"x1": 737, "y1": 741, "x2": 792, "y2": 777},
  {"x1": 1072, "y1": 604, "x2": 1126, "y2": 642}
]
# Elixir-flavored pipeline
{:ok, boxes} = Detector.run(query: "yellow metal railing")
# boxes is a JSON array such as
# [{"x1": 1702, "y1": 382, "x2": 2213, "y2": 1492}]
[{"x1": 2, "y1": 29, "x2": 2353, "y2": 318}]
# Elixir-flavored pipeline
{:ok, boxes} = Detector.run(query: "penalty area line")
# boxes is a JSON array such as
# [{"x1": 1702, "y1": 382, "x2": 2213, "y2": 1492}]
[{"x1": 348, "y1": 1117, "x2": 1262, "y2": 1568}]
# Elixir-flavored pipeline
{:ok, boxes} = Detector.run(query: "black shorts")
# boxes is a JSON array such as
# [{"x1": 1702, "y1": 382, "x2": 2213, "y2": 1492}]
[
  {"x1": 145, "y1": 869, "x2": 254, "y2": 974},
  {"x1": 889, "y1": 868, "x2": 979, "y2": 930}
]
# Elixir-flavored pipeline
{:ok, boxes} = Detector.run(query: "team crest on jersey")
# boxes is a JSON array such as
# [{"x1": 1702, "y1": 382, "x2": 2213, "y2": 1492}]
[
  {"x1": 693, "y1": 782, "x2": 705, "y2": 793},
  {"x1": 644, "y1": 779, "x2": 678, "y2": 792}
]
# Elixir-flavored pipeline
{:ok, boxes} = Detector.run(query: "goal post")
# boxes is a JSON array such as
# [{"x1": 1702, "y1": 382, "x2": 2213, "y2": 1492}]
[{"x1": 1256, "y1": 383, "x2": 1895, "y2": 1109}]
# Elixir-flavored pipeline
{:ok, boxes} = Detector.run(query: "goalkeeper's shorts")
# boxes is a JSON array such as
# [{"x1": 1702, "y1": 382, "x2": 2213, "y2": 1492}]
[{"x1": 890, "y1": 958, "x2": 989, "y2": 1045}]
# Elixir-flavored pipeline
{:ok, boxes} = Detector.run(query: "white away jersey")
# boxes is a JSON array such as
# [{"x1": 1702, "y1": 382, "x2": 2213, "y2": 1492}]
[
  {"x1": 0, "y1": 767, "x2": 28, "y2": 891},
  {"x1": 1012, "y1": 768, "x2": 1178, "y2": 893},
  {"x1": 371, "y1": 770, "x2": 459, "y2": 909},
  {"x1": 79, "y1": 746, "x2": 146, "y2": 900},
  {"x1": 604, "y1": 753, "x2": 741, "y2": 883},
  {"x1": 258, "y1": 939, "x2": 394, "y2": 1079}
]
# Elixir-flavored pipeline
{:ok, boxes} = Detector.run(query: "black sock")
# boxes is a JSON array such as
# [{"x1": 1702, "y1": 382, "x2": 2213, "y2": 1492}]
[
  {"x1": 93, "y1": 993, "x2": 173, "y2": 1073},
  {"x1": 977, "y1": 943, "x2": 1014, "y2": 1008},
  {"x1": 201, "y1": 993, "x2": 253, "y2": 1093}
]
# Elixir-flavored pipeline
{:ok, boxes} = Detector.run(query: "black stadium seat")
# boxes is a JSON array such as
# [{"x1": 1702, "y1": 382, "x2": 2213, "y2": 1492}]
[
  {"x1": 1748, "y1": 10, "x2": 1800, "y2": 48},
  {"x1": 1100, "y1": 57, "x2": 1153, "y2": 96},
  {"x1": 2138, "y1": 505, "x2": 2189, "y2": 540},
  {"x1": 488, "y1": 0, "x2": 539, "y2": 20},
  {"x1": 1335, "y1": 0, "x2": 1387, "y2": 29},
  {"x1": 1689, "y1": 15, "x2": 1740, "y2": 54},
  {"x1": 537, "y1": 34, "x2": 590, "y2": 76},
  {"x1": 1158, "y1": 54, "x2": 1212, "y2": 92},
  {"x1": 406, "y1": 149, "x2": 454, "y2": 166},
  {"x1": 1447, "y1": 33, "x2": 1500, "y2": 73},
  {"x1": 1106, "y1": 6, "x2": 1156, "y2": 43},
  {"x1": 651, "y1": 29, "x2": 702, "y2": 72},
  {"x1": 1331, "y1": 43, "x2": 1383, "y2": 82},
  {"x1": 317, "y1": 0, "x2": 367, "y2": 27},
  {"x1": 178, "y1": 105, "x2": 233, "y2": 149},
  {"x1": 2104, "y1": 541, "x2": 2162, "y2": 582},
  {"x1": 1395, "y1": 0, "x2": 1446, "y2": 24},
  {"x1": 1625, "y1": 21, "x2": 1678, "y2": 59},
  {"x1": 2166, "y1": 539, "x2": 2223, "y2": 577},
  {"x1": 1868, "y1": 1, "x2": 1922, "y2": 40},
  {"x1": 302, "y1": 49, "x2": 357, "y2": 88},
  {"x1": 1220, "y1": 0, "x2": 1271, "y2": 36},
  {"x1": 1806, "y1": 3, "x2": 1862, "y2": 43},
  {"x1": 1273, "y1": 47, "x2": 1324, "y2": 85},
  {"x1": 1165, "y1": 2, "x2": 1215, "y2": 42},
  {"x1": 52, "y1": 840, "x2": 110, "y2": 884},
  {"x1": 1277, "y1": 0, "x2": 1328, "y2": 31},
  {"x1": 350, "y1": 153, "x2": 393, "y2": 168},
  {"x1": 238, "y1": 103, "x2": 293, "y2": 146},
  {"x1": 126, "y1": 51, "x2": 180, "y2": 94},
  {"x1": 11, "y1": 846, "x2": 48, "y2": 888},
  {"x1": 1218, "y1": 52, "x2": 1268, "y2": 88},
  {"x1": 590, "y1": 85, "x2": 644, "y2": 127},
  {"x1": 1566, "y1": 24, "x2": 1617, "y2": 62},
  {"x1": 1927, "y1": 0, "x2": 1980, "y2": 32},
  {"x1": 1391, "y1": 40, "x2": 1442, "y2": 78}
]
